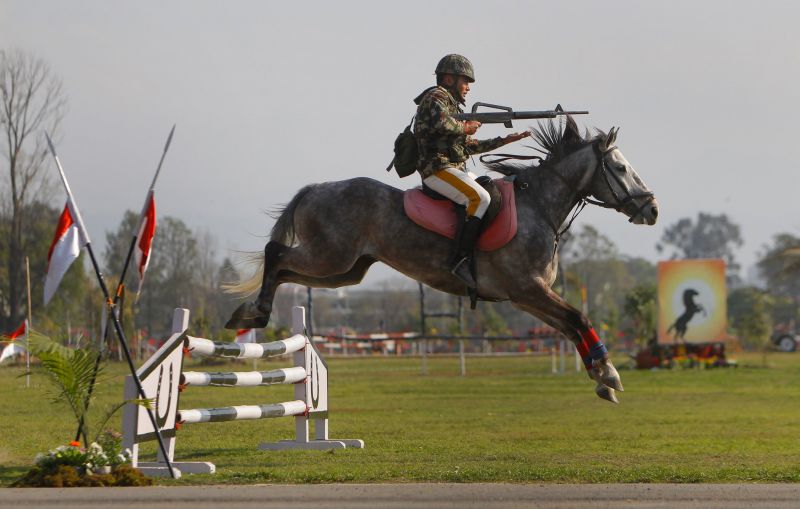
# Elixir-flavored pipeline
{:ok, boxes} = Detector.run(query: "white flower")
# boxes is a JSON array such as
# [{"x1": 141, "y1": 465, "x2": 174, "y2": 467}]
[{"x1": 117, "y1": 454, "x2": 126, "y2": 462}]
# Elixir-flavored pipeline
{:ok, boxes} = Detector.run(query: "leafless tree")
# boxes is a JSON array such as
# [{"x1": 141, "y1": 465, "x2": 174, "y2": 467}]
[{"x1": 1, "y1": 48, "x2": 67, "y2": 329}]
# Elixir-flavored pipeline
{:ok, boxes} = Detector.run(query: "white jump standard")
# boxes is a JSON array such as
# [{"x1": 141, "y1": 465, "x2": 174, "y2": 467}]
[{"x1": 122, "y1": 306, "x2": 363, "y2": 478}]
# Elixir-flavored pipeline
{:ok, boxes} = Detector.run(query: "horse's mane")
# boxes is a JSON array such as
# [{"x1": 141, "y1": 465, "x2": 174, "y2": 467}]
[{"x1": 485, "y1": 116, "x2": 607, "y2": 177}]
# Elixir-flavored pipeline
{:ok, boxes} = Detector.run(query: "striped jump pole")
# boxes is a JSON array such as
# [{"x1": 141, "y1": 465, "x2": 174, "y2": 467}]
[
  {"x1": 122, "y1": 306, "x2": 363, "y2": 478},
  {"x1": 180, "y1": 366, "x2": 307, "y2": 387},
  {"x1": 186, "y1": 334, "x2": 306, "y2": 359},
  {"x1": 178, "y1": 400, "x2": 307, "y2": 424}
]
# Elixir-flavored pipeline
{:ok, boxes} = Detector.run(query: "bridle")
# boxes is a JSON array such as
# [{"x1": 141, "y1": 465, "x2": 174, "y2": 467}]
[
  {"x1": 584, "y1": 142, "x2": 655, "y2": 224},
  {"x1": 480, "y1": 139, "x2": 655, "y2": 253}
]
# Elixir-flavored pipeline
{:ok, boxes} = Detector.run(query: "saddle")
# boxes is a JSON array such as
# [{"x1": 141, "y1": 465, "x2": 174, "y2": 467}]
[{"x1": 403, "y1": 177, "x2": 518, "y2": 251}]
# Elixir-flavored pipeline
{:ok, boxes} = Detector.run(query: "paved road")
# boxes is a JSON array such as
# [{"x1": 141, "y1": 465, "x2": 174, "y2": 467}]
[{"x1": 3, "y1": 483, "x2": 799, "y2": 509}]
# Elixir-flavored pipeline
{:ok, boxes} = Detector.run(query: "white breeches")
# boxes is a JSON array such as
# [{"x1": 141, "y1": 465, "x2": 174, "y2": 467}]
[{"x1": 423, "y1": 167, "x2": 490, "y2": 219}]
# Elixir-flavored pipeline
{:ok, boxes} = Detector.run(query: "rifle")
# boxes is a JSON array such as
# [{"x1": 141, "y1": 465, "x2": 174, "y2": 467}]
[{"x1": 453, "y1": 103, "x2": 588, "y2": 128}]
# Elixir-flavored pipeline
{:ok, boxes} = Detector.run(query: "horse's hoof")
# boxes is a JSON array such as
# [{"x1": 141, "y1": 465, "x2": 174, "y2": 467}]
[
  {"x1": 595, "y1": 384, "x2": 619, "y2": 404},
  {"x1": 225, "y1": 302, "x2": 269, "y2": 329},
  {"x1": 594, "y1": 359, "x2": 624, "y2": 392}
]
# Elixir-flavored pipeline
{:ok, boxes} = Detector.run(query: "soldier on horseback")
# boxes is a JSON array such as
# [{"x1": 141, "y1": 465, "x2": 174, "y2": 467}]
[
  {"x1": 415, "y1": 54, "x2": 530, "y2": 289},
  {"x1": 225, "y1": 56, "x2": 660, "y2": 402}
]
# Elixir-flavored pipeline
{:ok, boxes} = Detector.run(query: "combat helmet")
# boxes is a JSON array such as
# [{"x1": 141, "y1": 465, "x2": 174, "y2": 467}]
[{"x1": 435, "y1": 54, "x2": 475, "y2": 82}]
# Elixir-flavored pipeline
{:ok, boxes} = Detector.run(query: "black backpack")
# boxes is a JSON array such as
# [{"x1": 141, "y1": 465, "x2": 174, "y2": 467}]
[{"x1": 386, "y1": 116, "x2": 418, "y2": 178}]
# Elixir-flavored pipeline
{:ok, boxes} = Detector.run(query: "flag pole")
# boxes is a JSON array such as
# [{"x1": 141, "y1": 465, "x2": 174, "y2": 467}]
[
  {"x1": 81, "y1": 125, "x2": 175, "y2": 442},
  {"x1": 120, "y1": 124, "x2": 173, "y2": 303},
  {"x1": 45, "y1": 133, "x2": 177, "y2": 479},
  {"x1": 102, "y1": 123, "x2": 173, "y2": 345},
  {"x1": 25, "y1": 256, "x2": 32, "y2": 388},
  {"x1": 134, "y1": 123, "x2": 175, "y2": 298}
]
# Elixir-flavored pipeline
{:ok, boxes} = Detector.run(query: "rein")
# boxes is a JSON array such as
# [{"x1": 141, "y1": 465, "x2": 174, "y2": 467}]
[
  {"x1": 481, "y1": 152, "x2": 584, "y2": 252},
  {"x1": 480, "y1": 140, "x2": 655, "y2": 254}
]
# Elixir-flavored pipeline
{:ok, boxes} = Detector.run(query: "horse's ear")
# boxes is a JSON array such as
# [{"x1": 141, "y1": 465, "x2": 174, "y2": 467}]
[
  {"x1": 564, "y1": 116, "x2": 581, "y2": 142},
  {"x1": 605, "y1": 127, "x2": 619, "y2": 148}
]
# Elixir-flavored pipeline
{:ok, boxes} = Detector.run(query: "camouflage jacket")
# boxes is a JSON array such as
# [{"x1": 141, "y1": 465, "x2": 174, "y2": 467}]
[{"x1": 413, "y1": 86, "x2": 504, "y2": 178}]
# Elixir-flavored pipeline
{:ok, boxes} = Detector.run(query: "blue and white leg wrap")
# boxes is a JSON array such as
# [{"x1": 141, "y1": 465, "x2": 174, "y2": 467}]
[{"x1": 590, "y1": 342, "x2": 608, "y2": 362}]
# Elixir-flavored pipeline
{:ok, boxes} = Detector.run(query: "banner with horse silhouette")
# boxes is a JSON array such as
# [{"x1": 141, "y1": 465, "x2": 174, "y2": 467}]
[{"x1": 657, "y1": 259, "x2": 727, "y2": 344}]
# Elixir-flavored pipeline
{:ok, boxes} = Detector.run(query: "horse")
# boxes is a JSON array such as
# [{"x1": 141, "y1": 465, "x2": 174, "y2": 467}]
[
  {"x1": 667, "y1": 288, "x2": 706, "y2": 341},
  {"x1": 225, "y1": 116, "x2": 659, "y2": 403}
]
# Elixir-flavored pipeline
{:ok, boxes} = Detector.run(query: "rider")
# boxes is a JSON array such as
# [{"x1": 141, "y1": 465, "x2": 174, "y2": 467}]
[{"x1": 414, "y1": 54, "x2": 530, "y2": 288}]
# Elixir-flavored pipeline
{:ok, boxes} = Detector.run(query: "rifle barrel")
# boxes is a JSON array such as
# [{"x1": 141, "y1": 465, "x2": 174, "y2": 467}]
[
  {"x1": 452, "y1": 110, "x2": 588, "y2": 123},
  {"x1": 514, "y1": 110, "x2": 588, "y2": 118}
]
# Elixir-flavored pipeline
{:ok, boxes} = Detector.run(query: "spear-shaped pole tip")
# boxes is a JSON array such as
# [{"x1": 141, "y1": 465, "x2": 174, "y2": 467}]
[
  {"x1": 44, "y1": 131, "x2": 56, "y2": 155},
  {"x1": 163, "y1": 124, "x2": 176, "y2": 152}
]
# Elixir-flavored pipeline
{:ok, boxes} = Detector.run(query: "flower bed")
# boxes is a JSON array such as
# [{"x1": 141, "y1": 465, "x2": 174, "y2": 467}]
[{"x1": 12, "y1": 435, "x2": 152, "y2": 487}]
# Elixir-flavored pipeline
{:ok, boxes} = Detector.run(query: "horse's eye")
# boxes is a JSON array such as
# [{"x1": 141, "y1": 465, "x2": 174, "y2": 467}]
[{"x1": 617, "y1": 165, "x2": 628, "y2": 173}]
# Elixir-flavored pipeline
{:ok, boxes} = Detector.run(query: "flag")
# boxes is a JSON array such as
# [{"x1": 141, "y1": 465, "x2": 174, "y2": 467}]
[
  {"x1": 44, "y1": 204, "x2": 84, "y2": 305},
  {"x1": 0, "y1": 320, "x2": 27, "y2": 363},
  {"x1": 0, "y1": 342, "x2": 26, "y2": 363},
  {"x1": 236, "y1": 328, "x2": 256, "y2": 344},
  {"x1": 134, "y1": 191, "x2": 156, "y2": 293},
  {"x1": 4, "y1": 321, "x2": 26, "y2": 340}
]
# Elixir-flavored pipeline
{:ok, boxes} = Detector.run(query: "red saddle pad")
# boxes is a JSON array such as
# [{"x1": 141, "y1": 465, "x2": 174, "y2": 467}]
[{"x1": 403, "y1": 179, "x2": 517, "y2": 252}]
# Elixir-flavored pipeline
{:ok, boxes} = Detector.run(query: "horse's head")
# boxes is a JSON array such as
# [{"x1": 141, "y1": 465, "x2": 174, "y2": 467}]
[
  {"x1": 584, "y1": 127, "x2": 659, "y2": 225},
  {"x1": 483, "y1": 117, "x2": 659, "y2": 227}
]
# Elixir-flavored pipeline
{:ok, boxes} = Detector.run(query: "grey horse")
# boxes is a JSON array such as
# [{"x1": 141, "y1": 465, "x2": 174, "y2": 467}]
[{"x1": 226, "y1": 117, "x2": 659, "y2": 403}]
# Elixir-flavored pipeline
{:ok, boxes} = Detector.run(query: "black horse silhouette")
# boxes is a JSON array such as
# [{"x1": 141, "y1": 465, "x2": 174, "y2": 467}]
[{"x1": 667, "y1": 289, "x2": 706, "y2": 341}]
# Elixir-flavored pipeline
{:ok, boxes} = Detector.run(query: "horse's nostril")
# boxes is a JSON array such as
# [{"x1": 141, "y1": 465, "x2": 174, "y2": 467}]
[{"x1": 651, "y1": 205, "x2": 658, "y2": 218}]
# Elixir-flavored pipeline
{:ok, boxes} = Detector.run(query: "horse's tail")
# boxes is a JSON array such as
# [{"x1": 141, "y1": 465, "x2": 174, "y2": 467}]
[
  {"x1": 270, "y1": 184, "x2": 316, "y2": 246},
  {"x1": 222, "y1": 185, "x2": 315, "y2": 298},
  {"x1": 222, "y1": 252, "x2": 264, "y2": 297}
]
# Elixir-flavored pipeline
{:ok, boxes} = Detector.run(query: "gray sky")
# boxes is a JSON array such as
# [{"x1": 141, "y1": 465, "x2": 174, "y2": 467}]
[{"x1": 2, "y1": 1, "x2": 798, "y2": 285}]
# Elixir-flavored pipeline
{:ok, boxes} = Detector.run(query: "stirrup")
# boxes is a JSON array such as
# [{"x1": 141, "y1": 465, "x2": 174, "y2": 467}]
[{"x1": 451, "y1": 257, "x2": 476, "y2": 288}]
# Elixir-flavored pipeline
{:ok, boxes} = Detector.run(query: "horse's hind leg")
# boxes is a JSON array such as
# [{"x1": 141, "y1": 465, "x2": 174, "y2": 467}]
[
  {"x1": 226, "y1": 242, "x2": 374, "y2": 329},
  {"x1": 226, "y1": 241, "x2": 288, "y2": 329},
  {"x1": 512, "y1": 277, "x2": 623, "y2": 403},
  {"x1": 276, "y1": 255, "x2": 377, "y2": 288}
]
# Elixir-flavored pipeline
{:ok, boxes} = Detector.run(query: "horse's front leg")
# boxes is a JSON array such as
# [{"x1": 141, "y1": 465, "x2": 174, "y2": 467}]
[{"x1": 511, "y1": 277, "x2": 623, "y2": 403}]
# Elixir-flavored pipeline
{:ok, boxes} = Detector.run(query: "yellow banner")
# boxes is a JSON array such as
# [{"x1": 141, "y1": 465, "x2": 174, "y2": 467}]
[{"x1": 657, "y1": 259, "x2": 727, "y2": 344}]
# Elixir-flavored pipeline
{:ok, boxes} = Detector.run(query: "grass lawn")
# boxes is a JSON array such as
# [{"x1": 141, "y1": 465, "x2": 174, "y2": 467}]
[{"x1": 1, "y1": 350, "x2": 799, "y2": 485}]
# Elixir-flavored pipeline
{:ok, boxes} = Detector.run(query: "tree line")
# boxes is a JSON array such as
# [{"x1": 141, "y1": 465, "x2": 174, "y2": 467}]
[{"x1": 0, "y1": 49, "x2": 244, "y2": 346}]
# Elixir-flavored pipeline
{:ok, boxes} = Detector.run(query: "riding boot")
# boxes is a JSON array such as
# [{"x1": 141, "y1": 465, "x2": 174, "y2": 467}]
[
  {"x1": 447, "y1": 206, "x2": 467, "y2": 268},
  {"x1": 449, "y1": 215, "x2": 482, "y2": 288}
]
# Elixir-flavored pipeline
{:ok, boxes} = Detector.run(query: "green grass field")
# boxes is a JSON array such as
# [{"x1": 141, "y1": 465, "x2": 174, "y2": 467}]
[{"x1": 1, "y1": 351, "x2": 799, "y2": 485}]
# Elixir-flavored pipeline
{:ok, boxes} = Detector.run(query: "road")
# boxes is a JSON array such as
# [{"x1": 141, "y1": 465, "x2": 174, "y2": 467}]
[{"x1": 3, "y1": 483, "x2": 799, "y2": 508}]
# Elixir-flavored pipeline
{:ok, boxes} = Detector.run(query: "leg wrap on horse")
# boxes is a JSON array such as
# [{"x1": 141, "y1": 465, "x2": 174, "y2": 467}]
[
  {"x1": 581, "y1": 328, "x2": 608, "y2": 361},
  {"x1": 576, "y1": 340, "x2": 593, "y2": 371}
]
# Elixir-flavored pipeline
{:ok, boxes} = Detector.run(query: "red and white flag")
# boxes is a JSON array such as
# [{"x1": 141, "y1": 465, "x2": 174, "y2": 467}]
[
  {"x1": 44, "y1": 204, "x2": 85, "y2": 305},
  {"x1": 5, "y1": 321, "x2": 27, "y2": 340},
  {"x1": 0, "y1": 320, "x2": 27, "y2": 363},
  {"x1": 134, "y1": 190, "x2": 156, "y2": 294},
  {"x1": 235, "y1": 328, "x2": 256, "y2": 344}
]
